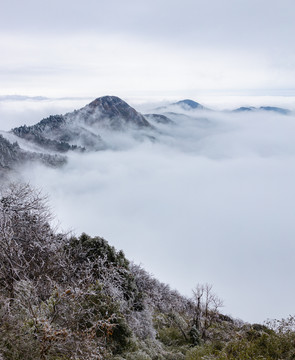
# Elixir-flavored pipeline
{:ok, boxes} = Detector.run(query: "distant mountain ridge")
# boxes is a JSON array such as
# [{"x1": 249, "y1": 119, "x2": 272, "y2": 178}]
[
  {"x1": 153, "y1": 98, "x2": 292, "y2": 115},
  {"x1": 11, "y1": 96, "x2": 154, "y2": 154},
  {"x1": 155, "y1": 99, "x2": 209, "y2": 112},
  {"x1": 172, "y1": 99, "x2": 208, "y2": 110},
  {"x1": 0, "y1": 95, "x2": 293, "y2": 174},
  {"x1": 233, "y1": 106, "x2": 291, "y2": 115},
  {"x1": 0, "y1": 95, "x2": 156, "y2": 172}
]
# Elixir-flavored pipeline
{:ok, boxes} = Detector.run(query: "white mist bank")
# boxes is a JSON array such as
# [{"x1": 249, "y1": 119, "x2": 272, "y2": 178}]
[{"x1": 13, "y1": 101, "x2": 295, "y2": 324}]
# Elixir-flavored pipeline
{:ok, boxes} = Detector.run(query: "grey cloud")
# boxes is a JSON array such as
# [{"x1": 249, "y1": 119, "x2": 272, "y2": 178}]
[
  {"x1": 1, "y1": 1, "x2": 294, "y2": 97},
  {"x1": 1, "y1": 0, "x2": 295, "y2": 54}
]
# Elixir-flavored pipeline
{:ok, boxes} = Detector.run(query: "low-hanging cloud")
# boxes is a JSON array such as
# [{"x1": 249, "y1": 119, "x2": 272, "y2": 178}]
[{"x1": 6, "y1": 98, "x2": 295, "y2": 324}]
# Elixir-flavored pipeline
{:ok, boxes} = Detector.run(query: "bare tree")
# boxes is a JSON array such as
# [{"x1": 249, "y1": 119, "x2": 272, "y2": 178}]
[{"x1": 192, "y1": 283, "x2": 223, "y2": 341}]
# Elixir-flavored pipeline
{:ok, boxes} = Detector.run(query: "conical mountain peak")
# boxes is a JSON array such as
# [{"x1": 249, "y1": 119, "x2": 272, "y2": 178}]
[{"x1": 81, "y1": 95, "x2": 152, "y2": 129}]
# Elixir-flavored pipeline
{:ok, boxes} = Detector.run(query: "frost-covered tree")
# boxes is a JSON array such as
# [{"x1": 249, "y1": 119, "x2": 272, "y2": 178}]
[
  {"x1": 0, "y1": 182, "x2": 265, "y2": 360},
  {"x1": 0, "y1": 183, "x2": 66, "y2": 300},
  {"x1": 192, "y1": 283, "x2": 223, "y2": 341},
  {"x1": 0, "y1": 184, "x2": 131, "y2": 359}
]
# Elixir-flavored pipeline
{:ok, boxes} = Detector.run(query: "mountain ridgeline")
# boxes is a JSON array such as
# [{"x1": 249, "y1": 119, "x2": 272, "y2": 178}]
[
  {"x1": 0, "y1": 95, "x2": 293, "y2": 173},
  {"x1": 233, "y1": 106, "x2": 291, "y2": 114},
  {"x1": 0, "y1": 96, "x2": 157, "y2": 171},
  {"x1": 172, "y1": 99, "x2": 208, "y2": 110},
  {"x1": 11, "y1": 96, "x2": 153, "y2": 154}
]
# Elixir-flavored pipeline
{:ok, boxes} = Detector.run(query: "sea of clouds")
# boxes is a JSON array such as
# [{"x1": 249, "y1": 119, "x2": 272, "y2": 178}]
[{"x1": 1, "y1": 96, "x2": 295, "y2": 323}]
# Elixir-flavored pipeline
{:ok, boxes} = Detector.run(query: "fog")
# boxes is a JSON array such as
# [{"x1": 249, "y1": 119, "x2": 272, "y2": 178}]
[
  {"x1": 2, "y1": 97, "x2": 295, "y2": 323},
  {"x1": 0, "y1": 97, "x2": 92, "y2": 130}
]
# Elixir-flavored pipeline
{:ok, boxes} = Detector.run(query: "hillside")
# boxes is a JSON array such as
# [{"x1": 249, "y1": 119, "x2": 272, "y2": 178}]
[
  {"x1": 0, "y1": 134, "x2": 66, "y2": 172},
  {"x1": 0, "y1": 135, "x2": 21, "y2": 169},
  {"x1": 0, "y1": 183, "x2": 294, "y2": 360}
]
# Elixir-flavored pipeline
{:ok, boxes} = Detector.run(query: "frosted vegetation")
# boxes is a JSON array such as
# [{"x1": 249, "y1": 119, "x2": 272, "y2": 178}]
[{"x1": 0, "y1": 183, "x2": 295, "y2": 360}]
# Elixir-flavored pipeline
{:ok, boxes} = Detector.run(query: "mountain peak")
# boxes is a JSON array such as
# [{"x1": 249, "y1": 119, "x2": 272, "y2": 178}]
[
  {"x1": 11, "y1": 96, "x2": 153, "y2": 155},
  {"x1": 88, "y1": 95, "x2": 126, "y2": 108},
  {"x1": 83, "y1": 95, "x2": 152, "y2": 129},
  {"x1": 173, "y1": 99, "x2": 206, "y2": 110}
]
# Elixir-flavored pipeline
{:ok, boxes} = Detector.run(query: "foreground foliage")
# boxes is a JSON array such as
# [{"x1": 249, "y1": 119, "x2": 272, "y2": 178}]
[{"x1": 0, "y1": 183, "x2": 294, "y2": 359}]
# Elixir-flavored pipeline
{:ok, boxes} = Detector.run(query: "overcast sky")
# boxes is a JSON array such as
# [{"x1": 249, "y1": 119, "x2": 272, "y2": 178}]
[{"x1": 1, "y1": 0, "x2": 295, "y2": 98}]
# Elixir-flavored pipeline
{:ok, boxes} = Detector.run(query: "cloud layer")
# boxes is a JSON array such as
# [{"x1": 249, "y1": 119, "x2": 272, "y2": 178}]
[
  {"x1": 8, "y1": 98, "x2": 295, "y2": 323},
  {"x1": 0, "y1": 0, "x2": 295, "y2": 96}
]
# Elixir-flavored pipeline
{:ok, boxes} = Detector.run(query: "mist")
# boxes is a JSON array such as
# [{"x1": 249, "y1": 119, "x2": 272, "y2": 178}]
[
  {"x1": 0, "y1": 97, "x2": 288, "y2": 324},
  {"x1": 0, "y1": 97, "x2": 92, "y2": 131}
]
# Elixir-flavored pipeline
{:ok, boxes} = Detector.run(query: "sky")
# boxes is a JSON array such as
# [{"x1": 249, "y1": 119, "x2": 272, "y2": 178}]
[
  {"x1": 0, "y1": 0, "x2": 295, "y2": 98},
  {"x1": 1, "y1": 0, "x2": 295, "y2": 323}
]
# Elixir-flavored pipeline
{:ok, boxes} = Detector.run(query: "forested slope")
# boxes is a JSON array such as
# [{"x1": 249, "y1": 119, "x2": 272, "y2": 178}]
[{"x1": 0, "y1": 183, "x2": 294, "y2": 360}]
